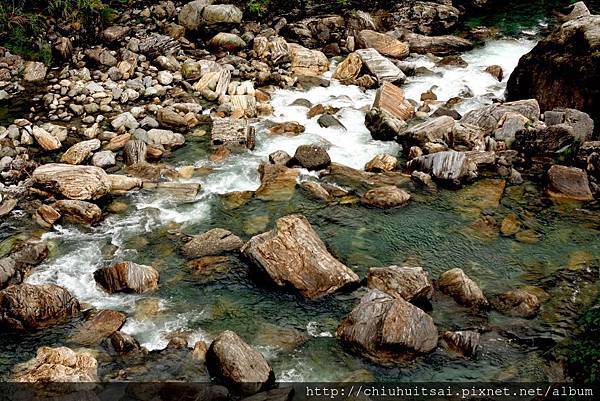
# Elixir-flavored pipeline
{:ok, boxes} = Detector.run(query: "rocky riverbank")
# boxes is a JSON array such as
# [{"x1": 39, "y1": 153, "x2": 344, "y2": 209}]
[{"x1": 0, "y1": 0, "x2": 599, "y2": 392}]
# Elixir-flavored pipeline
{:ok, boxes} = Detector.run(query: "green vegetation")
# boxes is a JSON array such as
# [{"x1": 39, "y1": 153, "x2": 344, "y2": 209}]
[
  {"x1": 0, "y1": 0, "x2": 118, "y2": 64},
  {"x1": 565, "y1": 302, "x2": 600, "y2": 383},
  {"x1": 246, "y1": 0, "x2": 353, "y2": 17}
]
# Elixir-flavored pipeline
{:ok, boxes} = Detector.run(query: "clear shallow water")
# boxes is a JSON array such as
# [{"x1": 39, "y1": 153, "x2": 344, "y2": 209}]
[{"x1": 0, "y1": 21, "x2": 598, "y2": 382}]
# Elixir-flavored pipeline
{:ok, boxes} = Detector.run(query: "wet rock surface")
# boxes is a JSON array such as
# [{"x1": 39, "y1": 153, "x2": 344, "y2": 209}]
[
  {"x1": 242, "y1": 215, "x2": 359, "y2": 298},
  {"x1": 337, "y1": 289, "x2": 438, "y2": 364}
]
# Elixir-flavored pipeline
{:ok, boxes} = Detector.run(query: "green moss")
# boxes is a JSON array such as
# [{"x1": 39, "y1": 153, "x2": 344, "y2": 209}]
[
  {"x1": 565, "y1": 302, "x2": 600, "y2": 383},
  {"x1": 0, "y1": 0, "x2": 116, "y2": 64}
]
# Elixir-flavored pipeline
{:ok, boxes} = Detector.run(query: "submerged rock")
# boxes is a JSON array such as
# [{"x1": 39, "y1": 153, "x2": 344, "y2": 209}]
[
  {"x1": 336, "y1": 289, "x2": 438, "y2": 364},
  {"x1": 13, "y1": 346, "x2": 97, "y2": 382},
  {"x1": 0, "y1": 284, "x2": 80, "y2": 330},
  {"x1": 206, "y1": 330, "x2": 274, "y2": 394},
  {"x1": 491, "y1": 289, "x2": 540, "y2": 318},
  {"x1": 367, "y1": 265, "x2": 433, "y2": 303},
  {"x1": 241, "y1": 214, "x2": 359, "y2": 298},
  {"x1": 360, "y1": 186, "x2": 411, "y2": 208},
  {"x1": 440, "y1": 330, "x2": 481, "y2": 357},
  {"x1": 94, "y1": 261, "x2": 159, "y2": 294},
  {"x1": 181, "y1": 228, "x2": 244, "y2": 258},
  {"x1": 437, "y1": 268, "x2": 488, "y2": 308}
]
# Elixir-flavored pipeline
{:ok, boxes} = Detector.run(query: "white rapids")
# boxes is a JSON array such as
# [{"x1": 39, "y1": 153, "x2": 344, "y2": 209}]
[{"x1": 26, "y1": 36, "x2": 535, "y2": 355}]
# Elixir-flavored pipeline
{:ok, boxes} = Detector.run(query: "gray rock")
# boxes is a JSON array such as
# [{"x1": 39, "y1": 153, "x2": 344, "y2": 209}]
[
  {"x1": 181, "y1": 228, "x2": 244, "y2": 259},
  {"x1": 336, "y1": 289, "x2": 438, "y2": 364}
]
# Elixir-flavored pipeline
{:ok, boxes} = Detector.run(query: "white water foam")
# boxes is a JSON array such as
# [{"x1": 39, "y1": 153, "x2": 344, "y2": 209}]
[{"x1": 402, "y1": 37, "x2": 537, "y2": 115}]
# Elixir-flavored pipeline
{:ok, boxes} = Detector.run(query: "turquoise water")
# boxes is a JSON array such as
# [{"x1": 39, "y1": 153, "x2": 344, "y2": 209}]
[{"x1": 0, "y1": 0, "x2": 599, "y2": 383}]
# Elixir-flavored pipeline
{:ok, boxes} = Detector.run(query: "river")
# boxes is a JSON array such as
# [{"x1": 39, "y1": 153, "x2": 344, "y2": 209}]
[{"x1": 0, "y1": 1, "x2": 598, "y2": 382}]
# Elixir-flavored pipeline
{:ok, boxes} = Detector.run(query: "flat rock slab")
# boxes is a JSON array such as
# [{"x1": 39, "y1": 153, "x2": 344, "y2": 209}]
[
  {"x1": 356, "y1": 48, "x2": 406, "y2": 84},
  {"x1": 242, "y1": 214, "x2": 359, "y2": 298}
]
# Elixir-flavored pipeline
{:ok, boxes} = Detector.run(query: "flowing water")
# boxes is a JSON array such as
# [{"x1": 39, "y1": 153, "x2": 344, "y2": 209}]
[{"x1": 1, "y1": 4, "x2": 599, "y2": 382}]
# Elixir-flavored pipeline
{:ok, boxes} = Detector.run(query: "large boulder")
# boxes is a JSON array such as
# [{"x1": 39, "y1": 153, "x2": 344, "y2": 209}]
[
  {"x1": 181, "y1": 228, "x2": 244, "y2": 258},
  {"x1": 13, "y1": 346, "x2": 97, "y2": 382},
  {"x1": 356, "y1": 48, "x2": 406, "y2": 84},
  {"x1": 22, "y1": 61, "x2": 47, "y2": 83},
  {"x1": 0, "y1": 284, "x2": 80, "y2": 331},
  {"x1": 179, "y1": 0, "x2": 212, "y2": 31},
  {"x1": 94, "y1": 261, "x2": 159, "y2": 294},
  {"x1": 32, "y1": 164, "x2": 112, "y2": 200},
  {"x1": 357, "y1": 30, "x2": 409, "y2": 59},
  {"x1": 241, "y1": 215, "x2": 359, "y2": 298},
  {"x1": 506, "y1": 15, "x2": 600, "y2": 134},
  {"x1": 206, "y1": 330, "x2": 274, "y2": 394},
  {"x1": 290, "y1": 144, "x2": 331, "y2": 171},
  {"x1": 437, "y1": 268, "x2": 489, "y2": 308},
  {"x1": 367, "y1": 265, "x2": 433, "y2": 303},
  {"x1": 336, "y1": 289, "x2": 438, "y2": 364},
  {"x1": 332, "y1": 52, "x2": 362, "y2": 82},
  {"x1": 547, "y1": 165, "x2": 593, "y2": 201}
]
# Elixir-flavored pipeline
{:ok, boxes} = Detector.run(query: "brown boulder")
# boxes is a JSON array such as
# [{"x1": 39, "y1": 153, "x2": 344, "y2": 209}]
[
  {"x1": 484, "y1": 65, "x2": 503, "y2": 81},
  {"x1": 360, "y1": 186, "x2": 411, "y2": 208},
  {"x1": 372, "y1": 82, "x2": 415, "y2": 122},
  {"x1": 357, "y1": 30, "x2": 409, "y2": 59},
  {"x1": 255, "y1": 163, "x2": 299, "y2": 201},
  {"x1": 241, "y1": 215, "x2": 359, "y2": 298},
  {"x1": 332, "y1": 52, "x2": 362, "y2": 82},
  {"x1": 336, "y1": 289, "x2": 438, "y2": 364},
  {"x1": 437, "y1": 268, "x2": 488, "y2": 308},
  {"x1": 367, "y1": 265, "x2": 433, "y2": 303},
  {"x1": 32, "y1": 164, "x2": 112, "y2": 200},
  {"x1": 547, "y1": 165, "x2": 593, "y2": 201},
  {"x1": 53, "y1": 200, "x2": 102, "y2": 225},
  {"x1": 13, "y1": 346, "x2": 97, "y2": 382},
  {"x1": 60, "y1": 139, "x2": 101, "y2": 165},
  {"x1": 291, "y1": 144, "x2": 331, "y2": 171},
  {"x1": 0, "y1": 284, "x2": 80, "y2": 330},
  {"x1": 206, "y1": 330, "x2": 274, "y2": 394},
  {"x1": 491, "y1": 289, "x2": 540, "y2": 318},
  {"x1": 364, "y1": 154, "x2": 398, "y2": 172},
  {"x1": 70, "y1": 309, "x2": 127, "y2": 346},
  {"x1": 506, "y1": 15, "x2": 600, "y2": 134},
  {"x1": 94, "y1": 261, "x2": 159, "y2": 294},
  {"x1": 440, "y1": 330, "x2": 480, "y2": 357}
]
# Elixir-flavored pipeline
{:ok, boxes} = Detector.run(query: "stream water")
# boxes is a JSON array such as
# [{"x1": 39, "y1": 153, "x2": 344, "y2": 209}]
[{"x1": 0, "y1": 2, "x2": 599, "y2": 382}]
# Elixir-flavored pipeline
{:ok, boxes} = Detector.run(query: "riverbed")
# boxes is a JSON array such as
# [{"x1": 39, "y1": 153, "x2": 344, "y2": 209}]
[{"x1": 0, "y1": 5, "x2": 598, "y2": 382}]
